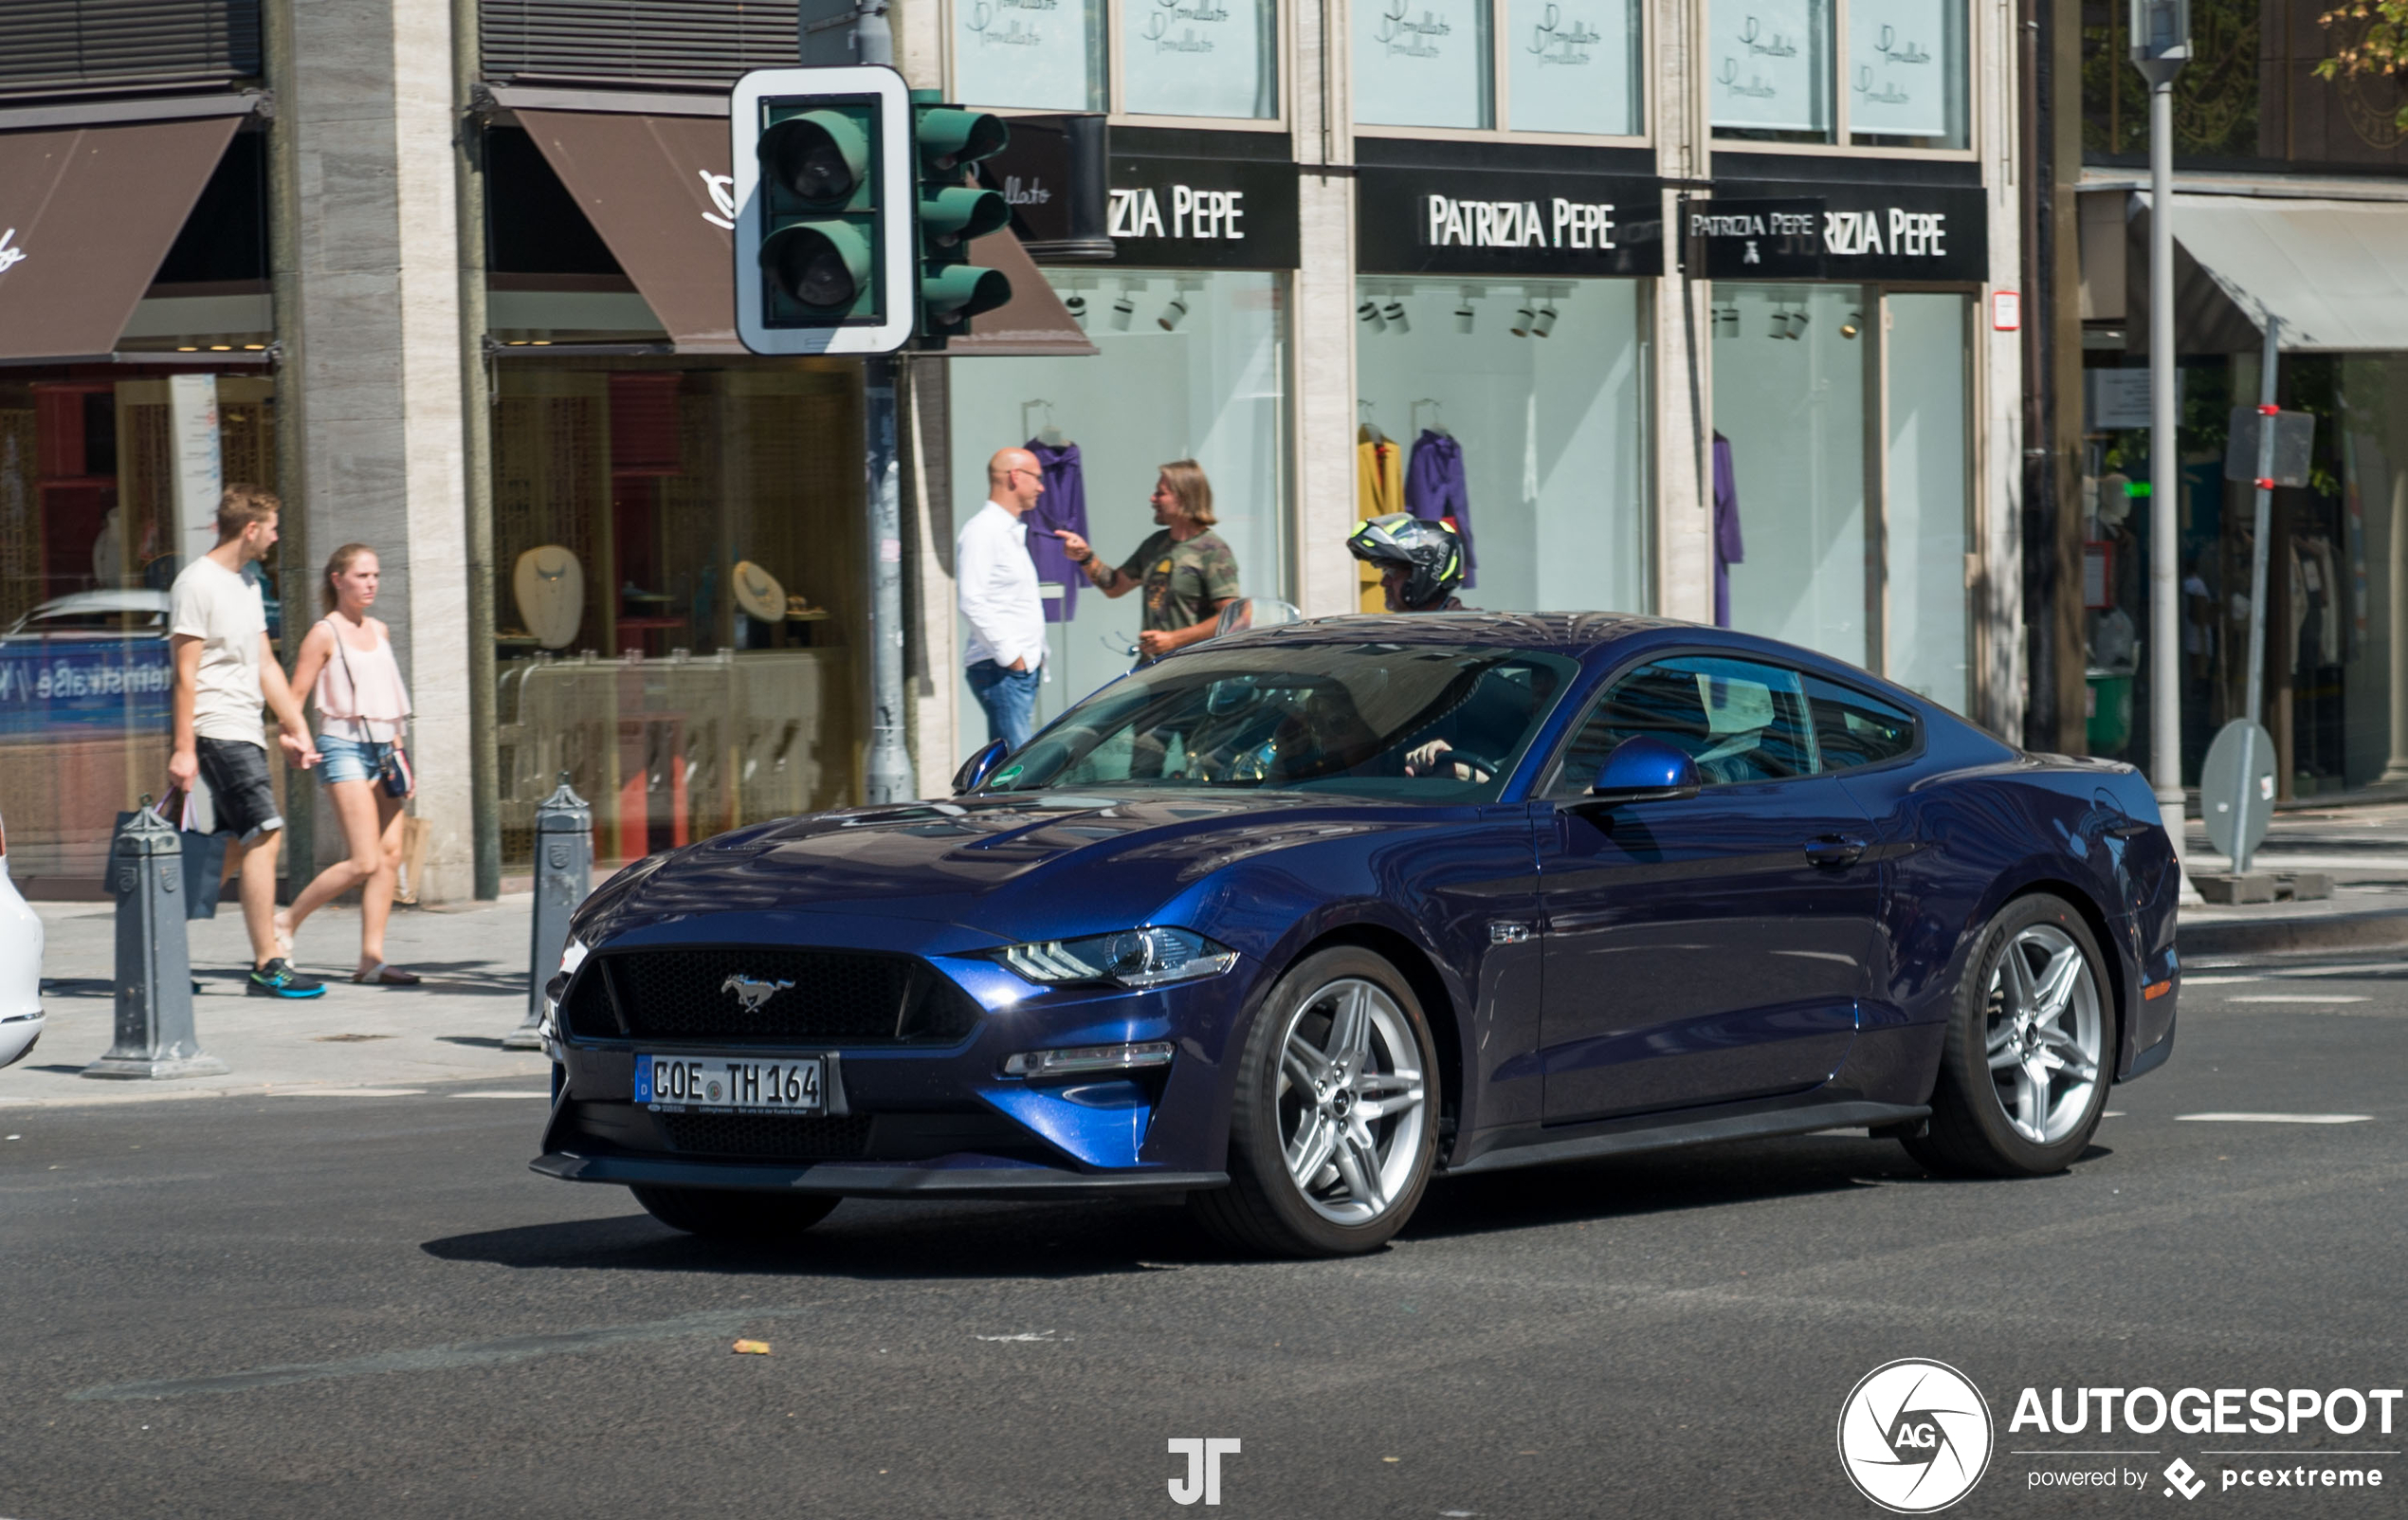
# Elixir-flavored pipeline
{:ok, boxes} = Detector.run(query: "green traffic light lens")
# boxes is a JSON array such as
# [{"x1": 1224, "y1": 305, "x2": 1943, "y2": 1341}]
[
  {"x1": 759, "y1": 110, "x2": 870, "y2": 208},
  {"x1": 792, "y1": 139, "x2": 854, "y2": 202},
  {"x1": 792, "y1": 243, "x2": 855, "y2": 306},
  {"x1": 760, "y1": 222, "x2": 872, "y2": 313}
]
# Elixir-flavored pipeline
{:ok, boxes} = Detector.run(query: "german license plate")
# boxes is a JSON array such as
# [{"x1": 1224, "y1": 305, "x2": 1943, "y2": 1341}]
[{"x1": 635, "y1": 1053, "x2": 825, "y2": 1114}]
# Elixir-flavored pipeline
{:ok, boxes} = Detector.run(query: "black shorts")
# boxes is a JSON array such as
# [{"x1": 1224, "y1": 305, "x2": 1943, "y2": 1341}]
[{"x1": 195, "y1": 736, "x2": 284, "y2": 844}]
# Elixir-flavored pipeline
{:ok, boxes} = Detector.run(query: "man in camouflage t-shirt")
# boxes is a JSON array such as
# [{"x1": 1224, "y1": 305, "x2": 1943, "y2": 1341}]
[{"x1": 1055, "y1": 461, "x2": 1242, "y2": 662}]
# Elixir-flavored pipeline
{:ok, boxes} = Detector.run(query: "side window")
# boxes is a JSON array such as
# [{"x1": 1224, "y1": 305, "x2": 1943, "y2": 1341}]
[
  {"x1": 1802, "y1": 675, "x2": 1920, "y2": 771},
  {"x1": 1544, "y1": 655, "x2": 1819, "y2": 797}
]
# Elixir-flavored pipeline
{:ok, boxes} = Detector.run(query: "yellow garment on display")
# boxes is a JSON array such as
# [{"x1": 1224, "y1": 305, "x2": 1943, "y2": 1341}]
[{"x1": 1356, "y1": 429, "x2": 1403, "y2": 612}]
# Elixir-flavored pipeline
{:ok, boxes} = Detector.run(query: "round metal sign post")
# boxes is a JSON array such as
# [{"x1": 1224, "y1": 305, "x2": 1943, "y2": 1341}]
[{"x1": 2201, "y1": 719, "x2": 2276, "y2": 868}]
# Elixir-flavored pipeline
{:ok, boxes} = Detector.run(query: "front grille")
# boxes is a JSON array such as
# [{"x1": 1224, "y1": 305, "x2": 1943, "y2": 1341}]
[
  {"x1": 660, "y1": 1112, "x2": 874, "y2": 1160},
  {"x1": 562, "y1": 946, "x2": 981, "y2": 1045}
]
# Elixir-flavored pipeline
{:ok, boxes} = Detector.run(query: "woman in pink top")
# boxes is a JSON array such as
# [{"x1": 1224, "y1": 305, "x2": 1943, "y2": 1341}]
[{"x1": 275, "y1": 543, "x2": 421, "y2": 984}]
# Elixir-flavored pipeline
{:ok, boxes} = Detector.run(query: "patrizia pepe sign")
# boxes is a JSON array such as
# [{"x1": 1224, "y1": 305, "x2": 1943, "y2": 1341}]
[
  {"x1": 1689, "y1": 185, "x2": 1984, "y2": 281},
  {"x1": 1359, "y1": 167, "x2": 1663, "y2": 277}
]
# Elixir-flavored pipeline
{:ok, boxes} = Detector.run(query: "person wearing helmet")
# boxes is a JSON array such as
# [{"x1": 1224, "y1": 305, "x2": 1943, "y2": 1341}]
[{"x1": 1346, "y1": 512, "x2": 1468, "y2": 613}]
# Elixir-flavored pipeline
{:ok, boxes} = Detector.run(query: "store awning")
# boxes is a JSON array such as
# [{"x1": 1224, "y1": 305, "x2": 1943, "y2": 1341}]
[
  {"x1": 0, "y1": 117, "x2": 241, "y2": 361},
  {"x1": 515, "y1": 104, "x2": 1094, "y2": 358},
  {"x1": 2164, "y1": 192, "x2": 2408, "y2": 352}
]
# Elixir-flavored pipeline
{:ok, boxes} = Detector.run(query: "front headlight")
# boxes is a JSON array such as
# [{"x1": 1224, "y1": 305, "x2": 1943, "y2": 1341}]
[{"x1": 995, "y1": 926, "x2": 1236, "y2": 988}]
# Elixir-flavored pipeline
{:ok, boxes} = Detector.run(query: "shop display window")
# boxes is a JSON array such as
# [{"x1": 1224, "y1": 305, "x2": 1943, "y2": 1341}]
[
  {"x1": 1713, "y1": 284, "x2": 1870, "y2": 665},
  {"x1": 947, "y1": 268, "x2": 1290, "y2": 728},
  {"x1": 1710, "y1": 0, "x2": 1967, "y2": 147},
  {"x1": 1354, "y1": 0, "x2": 1495, "y2": 129},
  {"x1": 489, "y1": 363, "x2": 864, "y2": 870},
  {"x1": 0, "y1": 375, "x2": 282, "y2": 888},
  {"x1": 1352, "y1": 277, "x2": 1651, "y2": 616},
  {"x1": 1507, "y1": 0, "x2": 1644, "y2": 136},
  {"x1": 1122, "y1": 0, "x2": 1280, "y2": 119},
  {"x1": 953, "y1": 0, "x2": 1109, "y2": 111},
  {"x1": 1886, "y1": 293, "x2": 1973, "y2": 712}
]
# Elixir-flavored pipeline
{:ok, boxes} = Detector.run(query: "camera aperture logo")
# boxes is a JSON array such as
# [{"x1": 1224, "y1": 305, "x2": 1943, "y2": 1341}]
[{"x1": 1839, "y1": 1359, "x2": 1995, "y2": 1512}]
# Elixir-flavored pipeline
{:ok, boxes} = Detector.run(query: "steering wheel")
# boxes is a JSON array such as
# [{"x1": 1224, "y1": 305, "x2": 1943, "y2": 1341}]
[{"x1": 1429, "y1": 749, "x2": 1503, "y2": 781}]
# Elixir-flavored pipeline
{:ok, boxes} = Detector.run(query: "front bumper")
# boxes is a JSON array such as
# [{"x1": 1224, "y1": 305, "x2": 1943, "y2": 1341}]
[{"x1": 534, "y1": 921, "x2": 1257, "y2": 1194}]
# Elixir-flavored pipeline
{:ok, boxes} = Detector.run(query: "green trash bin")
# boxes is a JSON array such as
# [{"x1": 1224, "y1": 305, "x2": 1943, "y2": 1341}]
[{"x1": 2086, "y1": 670, "x2": 2134, "y2": 757}]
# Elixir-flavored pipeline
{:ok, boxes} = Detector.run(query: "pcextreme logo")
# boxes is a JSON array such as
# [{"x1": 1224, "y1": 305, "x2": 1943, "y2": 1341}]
[{"x1": 1838, "y1": 1359, "x2": 1996, "y2": 1513}]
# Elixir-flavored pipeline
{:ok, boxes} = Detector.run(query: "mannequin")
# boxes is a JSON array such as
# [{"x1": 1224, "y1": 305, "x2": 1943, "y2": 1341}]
[{"x1": 513, "y1": 544, "x2": 585, "y2": 650}]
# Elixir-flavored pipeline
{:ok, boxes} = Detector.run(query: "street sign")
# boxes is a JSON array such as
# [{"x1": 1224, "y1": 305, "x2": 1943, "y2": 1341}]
[
  {"x1": 2222, "y1": 407, "x2": 2315, "y2": 487},
  {"x1": 2200, "y1": 719, "x2": 2276, "y2": 864},
  {"x1": 732, "y1": 65, "x2": 918, "y2": 356}
]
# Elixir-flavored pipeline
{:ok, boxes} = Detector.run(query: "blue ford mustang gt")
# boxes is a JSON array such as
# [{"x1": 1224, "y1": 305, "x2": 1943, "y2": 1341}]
[{"x1": 533, "y1": 613, "x2": 2180, "y2": 1256}]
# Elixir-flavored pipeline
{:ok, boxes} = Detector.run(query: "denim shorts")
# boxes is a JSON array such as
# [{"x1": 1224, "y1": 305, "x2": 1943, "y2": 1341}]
[{"x1": 317, "y1": 731, "x2": 396, "y2": 788}]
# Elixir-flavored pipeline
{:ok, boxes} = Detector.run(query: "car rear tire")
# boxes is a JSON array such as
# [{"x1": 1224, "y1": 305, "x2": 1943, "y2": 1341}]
[
  {"x1": 1903, "y1": 892, "x2": 2113, "y2": 1178},
  {"x1": 630, "y1": 1185, "x2": 839, "y2": 1242},
  {"x1": 1189, "y1": 946, "x2": 1441, "y2": 1257}
]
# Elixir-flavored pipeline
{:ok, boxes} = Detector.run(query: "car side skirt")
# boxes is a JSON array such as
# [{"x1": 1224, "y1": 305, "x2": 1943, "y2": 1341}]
[
  {"x1": 530, "y1": 1151, "x2": 1228, "y2": 1200},
  {"x1": 1444, "y1": 1098, "x2": 1932, "y2": 1176}
]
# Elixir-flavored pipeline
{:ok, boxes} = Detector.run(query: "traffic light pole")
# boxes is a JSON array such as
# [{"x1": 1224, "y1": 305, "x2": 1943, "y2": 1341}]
[{"x1": 863, "y1": 352, "x2": 914, "y2": 804}]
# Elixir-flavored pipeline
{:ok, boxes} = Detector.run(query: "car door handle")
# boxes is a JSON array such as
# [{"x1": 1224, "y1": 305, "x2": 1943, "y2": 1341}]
[{"x1": 1803, "y1": 834, "x2": 1869, "y2": 869}]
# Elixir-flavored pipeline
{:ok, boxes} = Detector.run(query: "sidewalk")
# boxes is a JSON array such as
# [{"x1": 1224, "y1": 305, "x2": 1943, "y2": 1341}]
[
  {"x1": 2, "y1": 894, "x2": 550, "y2": 1108},
  {"x1": 2179, "y1": 799, "x2": 2408, "y2": 956}
]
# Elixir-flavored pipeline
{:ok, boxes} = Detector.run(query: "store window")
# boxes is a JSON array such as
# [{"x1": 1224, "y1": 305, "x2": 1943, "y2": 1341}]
[
  {"x1": 954, "y1": 0, "x2": 1108, "y2": 111},
  {"x1": 1353, "y1": 278, "x2": 1651, "y2": 614},
  {"x1": 1122, "y1": 0, "x2": 1280, "y2": 119},
  {"x1": 1708, "y1": 0, "x2": 1967, "y2": 148},
  {"x1": 0, "y1": 374, "x2": 281, "y2": 888},
  {"x1": 1355, "y1": 0, "x2": 1495, "y2": 129},
  {"x1": 1353, "y1": 0, "x2": 1645, "y2": 133},
  {"x1": 947, "y1": 267, "x2": 1290, "y2": 725},
  {"x1": 1712, "y1": 285, "x2": 1974, "y2": 705},
  {"x1": 489, "y1": 363, "x2": 865, "y2": 870}
]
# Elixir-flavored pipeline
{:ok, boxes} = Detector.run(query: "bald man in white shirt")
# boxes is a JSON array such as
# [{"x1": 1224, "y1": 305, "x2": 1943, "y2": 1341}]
[{"x1": 957, "y1": 447, "x2": 1049, "y2": 750}]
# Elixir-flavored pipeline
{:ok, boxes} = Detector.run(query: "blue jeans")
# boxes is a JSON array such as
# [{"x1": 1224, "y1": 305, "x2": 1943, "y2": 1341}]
[{"x1": 966, "y1": 660, "x2": 1040, "y2": 751}]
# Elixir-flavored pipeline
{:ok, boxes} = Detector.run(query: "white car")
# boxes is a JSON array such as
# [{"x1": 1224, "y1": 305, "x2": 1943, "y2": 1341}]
[{"x1": 0, "y1": 805, "x2": 44, "y2": 1067}]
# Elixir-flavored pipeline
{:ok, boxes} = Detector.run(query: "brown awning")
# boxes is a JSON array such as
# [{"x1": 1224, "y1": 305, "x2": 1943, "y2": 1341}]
[
  {"x1": 0, "y1": 117, "x2": 241, "y2": 361},
  {"x1": 516, "y1": 109, "x2": 742, "y2": 353},
  {"x1": 948, "y1": 230, "x2": 1100, "y2": 357},
  {"x1": 515, "y1": 103, "x2": 1092, "y2": 358}
]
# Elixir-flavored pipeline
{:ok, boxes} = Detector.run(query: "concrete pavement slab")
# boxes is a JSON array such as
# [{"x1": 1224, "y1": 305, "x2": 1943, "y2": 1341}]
[{"x1": 4, "y1": 895, "x2": 549, "y2": 1108}]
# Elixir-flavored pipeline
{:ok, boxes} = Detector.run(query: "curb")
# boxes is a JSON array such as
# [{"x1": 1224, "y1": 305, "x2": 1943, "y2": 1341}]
[{"x1": 2177, "y1": 907, "x2": 2408, "y2": 958}]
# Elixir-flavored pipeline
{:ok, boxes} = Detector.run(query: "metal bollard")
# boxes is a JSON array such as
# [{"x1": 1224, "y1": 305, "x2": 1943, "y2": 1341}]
[
  {"x1": 83, "y1": 800, "x2": 228, "y2": 1080},
  {"x1": 504, "y1": 774, "x2": 591, "y2": 1050}
]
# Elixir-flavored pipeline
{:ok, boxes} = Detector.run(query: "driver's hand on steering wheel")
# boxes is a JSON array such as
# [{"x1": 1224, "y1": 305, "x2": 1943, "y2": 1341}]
[{"x1": 1404, "y1": 740, "x2": 1465, "y2": 778}]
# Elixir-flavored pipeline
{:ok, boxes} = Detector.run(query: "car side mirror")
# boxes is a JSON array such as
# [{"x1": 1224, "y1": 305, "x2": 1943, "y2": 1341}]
[
  {"x1": 952, "y1": 738, "x2": 1010, "y2": 795},
  {"x1": 1574, "y1": 735, "x2": 1701, "y2": 809}
]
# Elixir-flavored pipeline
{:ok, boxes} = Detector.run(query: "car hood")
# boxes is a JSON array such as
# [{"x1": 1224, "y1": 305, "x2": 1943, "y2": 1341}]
[{"x1": 595, "y1": 790, "x2": 1439, "y2": 939}]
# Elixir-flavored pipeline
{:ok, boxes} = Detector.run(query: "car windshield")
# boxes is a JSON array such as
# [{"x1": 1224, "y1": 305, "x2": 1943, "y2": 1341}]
[{"x1": 982, "y1": 641, "x2": 1578, "y2": 801}]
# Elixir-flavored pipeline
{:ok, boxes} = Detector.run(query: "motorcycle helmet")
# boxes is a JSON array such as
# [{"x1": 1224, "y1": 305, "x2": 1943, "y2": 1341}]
[{"x1": 1344, "y1": 512, "x2": 1464, "y2": 611}]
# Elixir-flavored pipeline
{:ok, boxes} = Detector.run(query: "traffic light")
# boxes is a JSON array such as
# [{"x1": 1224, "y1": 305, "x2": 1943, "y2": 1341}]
[
  {"x1": 733, "y1": 67, "x2": 916, "y2": 356},
  {"x1": 909, "y1": 95, "x2": 1012, "y2": 343}
]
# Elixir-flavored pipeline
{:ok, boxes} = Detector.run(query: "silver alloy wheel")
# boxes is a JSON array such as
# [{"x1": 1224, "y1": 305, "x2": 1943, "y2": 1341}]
[
  {"x1": 1983, "y1": 923, "x2": 2105, "y2": 1145},
  {"x1": 1275, "y1": 977, "x2": 1429, "y2": 1224}
]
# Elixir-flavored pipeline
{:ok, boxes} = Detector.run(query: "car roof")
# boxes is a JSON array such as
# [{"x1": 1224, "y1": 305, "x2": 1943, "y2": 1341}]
[
  {"x1": 1208, "y1": 611, "x2": 1682, "y2": 653},
  {"x1": 24, "y1": 590, "x2": 173, "y2": 616}
]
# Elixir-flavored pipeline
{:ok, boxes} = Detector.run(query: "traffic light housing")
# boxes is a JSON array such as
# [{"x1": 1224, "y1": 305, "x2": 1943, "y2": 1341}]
[
  {"x1": 910, "y1": 97, "x2": 1012, "y2": 343},
  {"x1": 733, "y1": 67, "x2": 917, "y2": 356}
]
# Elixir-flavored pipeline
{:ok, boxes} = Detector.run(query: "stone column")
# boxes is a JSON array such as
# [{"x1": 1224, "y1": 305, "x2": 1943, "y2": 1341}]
[
  {"x1": 285, "y1": 0, "x2": 473, "y2": 901},
  {"x1": 1290, "y1": 0, "x2": 1359, "y2": 619}
]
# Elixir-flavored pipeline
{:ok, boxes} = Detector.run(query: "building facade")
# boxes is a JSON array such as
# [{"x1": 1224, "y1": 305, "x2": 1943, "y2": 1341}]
[{"x1": 0, "y1": 0, "x2": 2029, "y2": 897}]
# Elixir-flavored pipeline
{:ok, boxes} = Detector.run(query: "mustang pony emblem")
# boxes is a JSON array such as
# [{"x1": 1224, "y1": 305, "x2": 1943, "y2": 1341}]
[{"x1": 721, "y1": 973, "x2": 795, "y2": 1012}]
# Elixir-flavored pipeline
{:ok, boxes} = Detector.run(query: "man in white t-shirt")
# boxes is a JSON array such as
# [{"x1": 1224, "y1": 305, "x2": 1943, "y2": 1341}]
[
  {"x1": 168, "y1": 485, "x2": 325, "y2": 999},
  {"x1": 957, "y1": 448, "x2": 1048, "y2": 751}
]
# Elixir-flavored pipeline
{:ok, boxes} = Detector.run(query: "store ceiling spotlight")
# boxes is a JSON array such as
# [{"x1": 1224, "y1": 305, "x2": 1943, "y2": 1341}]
[
  {"x1": 1358, "y1": 299, "x2": 1387, "y2": 333},
  {"x1": 1158, "y1": 295, "x2": 1190, "y2": 331},
  {"x1": 1110, "y1": 291, "x2": 1136, "y2": 331},
  {"x1": 1510, "y1": 303, "x2": 1536, "y2": 338},
  {"x1": 1530, "y1": 304, "x2": 1560, "y2": 338},
  {"x1": 1453, "y1": 302, "x2": 1475, "y2": 334},
  {"x1": 1840, "y1": 309, "x2": 1863, "y2": 339},
  {"x1": 1065, "y1": 293, "x2": 1089, "y2": 327},
  {"x1": 1712, "y1": 303, "x2": 1740, "y2": 338},
  {"x1": 1381, "y1": 301, "x2": 1410, "y2": 333}
]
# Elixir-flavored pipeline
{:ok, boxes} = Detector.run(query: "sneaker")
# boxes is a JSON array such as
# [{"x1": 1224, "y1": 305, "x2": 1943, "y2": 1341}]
[{"x1": 247, "y1": 959, "x2": 326, "y2": 999}]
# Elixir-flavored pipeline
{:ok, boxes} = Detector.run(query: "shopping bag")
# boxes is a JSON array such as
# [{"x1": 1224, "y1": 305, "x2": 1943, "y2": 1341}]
[{"x1": 113, "y1": 787, "x2": 229, "y2": 920}]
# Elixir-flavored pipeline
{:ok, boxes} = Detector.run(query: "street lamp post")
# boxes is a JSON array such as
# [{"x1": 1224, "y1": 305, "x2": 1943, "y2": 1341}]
[{"x1": 2132, "y1": 0, "x2": 2191, "y2": 853}]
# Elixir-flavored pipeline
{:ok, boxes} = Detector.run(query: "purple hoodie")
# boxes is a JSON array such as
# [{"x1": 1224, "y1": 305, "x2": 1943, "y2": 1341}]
[
  {"x1": 1025, "y1": 439, "x2": 1088, "y2": 623},
  {"x1": 1404, "y1": 430, "x2": 1474, "y2": 589}
]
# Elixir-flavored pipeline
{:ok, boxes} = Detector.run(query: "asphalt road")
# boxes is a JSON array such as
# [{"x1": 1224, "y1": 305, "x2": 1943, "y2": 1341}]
[{"x1": 6, "y1": 955, "x2": 2406, "y2": 1520}]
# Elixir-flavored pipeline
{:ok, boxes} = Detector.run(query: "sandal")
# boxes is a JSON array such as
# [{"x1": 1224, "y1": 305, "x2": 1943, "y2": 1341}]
[{"x1": 352, "y1": 961, "x2": 423, "y2": 986}]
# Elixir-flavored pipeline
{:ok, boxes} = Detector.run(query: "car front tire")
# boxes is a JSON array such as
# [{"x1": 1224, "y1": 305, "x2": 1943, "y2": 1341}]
[
  {"x1": 1904, "y1": 892, "x2": 2113, "y2": 1178},
  {"x1": 1190, "y1": 946, "x2": 1441, "y2": 1257},
  {"x1": 630, "y1": 1185, "x2": 839, "y2": 1242}
]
